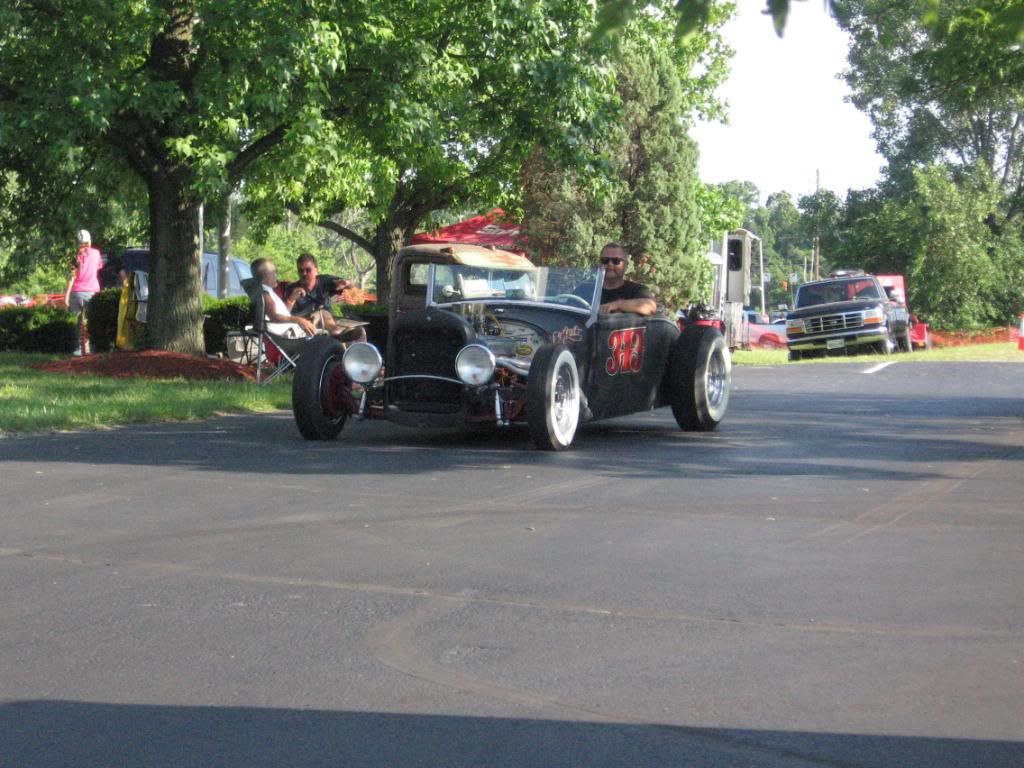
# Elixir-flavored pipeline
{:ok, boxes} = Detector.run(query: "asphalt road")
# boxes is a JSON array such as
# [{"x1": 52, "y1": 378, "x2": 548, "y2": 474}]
[{"x1": 2, "y1": 359, "x2": 1023, "y2": 767}]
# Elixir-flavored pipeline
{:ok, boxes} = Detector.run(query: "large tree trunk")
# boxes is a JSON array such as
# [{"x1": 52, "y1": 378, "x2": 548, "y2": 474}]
[
  {"x1": 372, "y1": 219, "x2": 408, "y2": 303},
  {"x1": 147, "y1": 170, "x2": 204, "y2": 354}
]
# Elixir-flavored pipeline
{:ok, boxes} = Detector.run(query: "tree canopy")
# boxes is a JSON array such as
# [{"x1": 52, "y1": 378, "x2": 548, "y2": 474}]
[
  {"x1": 522, "y1": 10, "x2": 734, "y2": 310},
  {"x1": 1, "y1": 0, "x2": 623, "y2": 350},
  {"x1": 242, "y1": 0, "x2": 616, "y2": 302},
  {"x1": 836, "y1": 0, "x2": 1024, "y2": 221}
]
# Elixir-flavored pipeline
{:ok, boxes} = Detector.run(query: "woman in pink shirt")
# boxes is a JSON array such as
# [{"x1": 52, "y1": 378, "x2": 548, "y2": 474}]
[{"x1": 64, "y1": 229, "x2": 102, "y2": 355}]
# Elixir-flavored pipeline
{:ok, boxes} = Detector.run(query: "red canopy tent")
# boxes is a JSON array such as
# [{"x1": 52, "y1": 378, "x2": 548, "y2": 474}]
[{"x1": 410, "y1": 208, "x2": 524, "y2": 252}]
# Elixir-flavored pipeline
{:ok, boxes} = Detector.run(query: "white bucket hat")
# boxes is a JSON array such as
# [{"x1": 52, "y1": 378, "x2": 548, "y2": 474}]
[{"x1": 77, "y1": 229, "x2": 91, "y2": 244}]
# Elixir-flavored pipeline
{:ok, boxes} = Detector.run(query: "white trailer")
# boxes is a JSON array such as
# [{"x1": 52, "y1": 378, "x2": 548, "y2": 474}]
[{"x1": 704, "y1": 228, "x2": 760, "y2": 349}]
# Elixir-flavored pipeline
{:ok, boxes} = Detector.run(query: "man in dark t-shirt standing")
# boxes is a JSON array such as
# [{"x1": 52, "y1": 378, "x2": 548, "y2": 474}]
[{"x1": 596, "y1": 243, "x2": 657, "y2": 315}]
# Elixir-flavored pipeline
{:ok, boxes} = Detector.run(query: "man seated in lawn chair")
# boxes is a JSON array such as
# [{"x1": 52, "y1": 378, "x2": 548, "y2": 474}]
[
  {"x1": 250, "y1": 258, "x2": 366, "y2": 343},
  {"x1": 245, "y1": 259, "x2": 366, "y2": 385}
]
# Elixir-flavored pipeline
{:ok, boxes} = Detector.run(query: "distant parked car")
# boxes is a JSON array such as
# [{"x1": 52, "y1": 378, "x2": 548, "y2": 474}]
[
  {"x1": 747, "y1": 319, "x2": 787, "y2": 349},
  {"x1": 120, "y1": 248, "x2": 252, "y2": 298}
]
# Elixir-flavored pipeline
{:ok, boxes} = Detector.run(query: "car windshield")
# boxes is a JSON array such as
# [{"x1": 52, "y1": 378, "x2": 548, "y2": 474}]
[
  {"x1": 427, "y1": 264, "x2": 601, "y2": 313},
  {"x1": 796, "y1": 278, "x2": 882, "y2": 308}
]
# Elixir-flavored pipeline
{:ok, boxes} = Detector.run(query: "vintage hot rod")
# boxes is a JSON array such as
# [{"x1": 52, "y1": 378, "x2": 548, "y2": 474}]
[{"x1": 291, "y1": 244, "x2": 730, "y2": 450}]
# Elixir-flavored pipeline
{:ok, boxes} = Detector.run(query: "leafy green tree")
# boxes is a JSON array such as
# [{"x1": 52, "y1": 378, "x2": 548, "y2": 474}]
[
  {"x1": 830, "y1": 0, "x2": 1024, "y2": 325},
  {"x1": 524, "y1": 11, "x2": 733, "y2": 309},
  {"x1": 835, "y1": 0, "x2": 1024, "y2": 223},
  {"x1": 0, "y1": 159, "x2": 148, "y2": 291},
  {"x1": 908, "y1": 165, "x2": 1006, "y2": 328},
  {"x1": 798, "y1": 189, "x2": 841, "y2": 277},
  {"x1": 599, "y1": 0, "x2": 1022, "y2": 44},
  {"x1": 828, "y1": 188, "x2": 917, "y2": 277},
  {"x1": 1, "y1": 0, "x2": 372, "y2": 352},
  {"x1": 243, "y1": 0, "x2": 613, "y2": 303},
  {"x1": 715, "y1": 180, "x2": 760, "y2": 218},
  {"x1": 231, "y1": 212, "x2": 377, "y2": 292}
]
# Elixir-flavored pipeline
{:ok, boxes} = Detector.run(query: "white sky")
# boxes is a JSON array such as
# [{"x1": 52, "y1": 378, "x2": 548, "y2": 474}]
[{"x1": 690, "y1": 1, "x2": 886, "y2": 202}]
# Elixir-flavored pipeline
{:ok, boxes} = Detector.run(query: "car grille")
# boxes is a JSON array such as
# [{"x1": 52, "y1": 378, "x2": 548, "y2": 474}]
[
  {"x1": 804, "y1": 312, "x2": 865, "y2": 334},
  {"x1": 388, "y1": 326, "x2": 463, "y2": 412}
]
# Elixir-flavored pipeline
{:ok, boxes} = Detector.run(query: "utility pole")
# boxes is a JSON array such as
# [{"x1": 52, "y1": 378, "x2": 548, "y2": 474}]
[{"x1": 812, "y1": 169, "x2": 821, "y2": 280}]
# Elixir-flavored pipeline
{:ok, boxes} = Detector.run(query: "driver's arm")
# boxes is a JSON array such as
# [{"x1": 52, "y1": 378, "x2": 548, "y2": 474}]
[{"x1": 602, "y1": 297, "x2": 657, "y2": 315}]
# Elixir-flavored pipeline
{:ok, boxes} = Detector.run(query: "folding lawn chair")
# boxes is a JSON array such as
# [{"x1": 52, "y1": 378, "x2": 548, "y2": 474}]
[{"x1": 241, "y1": 278, "x2": 309, "y2": 385}]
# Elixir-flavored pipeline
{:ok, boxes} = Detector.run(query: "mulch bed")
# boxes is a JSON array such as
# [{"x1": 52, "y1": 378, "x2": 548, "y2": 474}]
[
  {"x1": 931, "y1": 327, "x2": 1017, "y2": 347},
  {"x1": 33, "y1": 350, "x2": 259, "y2": 382}
]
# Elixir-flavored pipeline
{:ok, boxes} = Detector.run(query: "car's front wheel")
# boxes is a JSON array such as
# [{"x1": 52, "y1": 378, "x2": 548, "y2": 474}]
[
  {"x1": 875, "y1": 328, "x2": 893, "y2": 355},
  {"x1": 669, "y1": 325, "x2": 730, "y2": 431},
  {"x1": 292, "y1": 335, "x2": 350, "y2": 440},
  {"x1": 526, "y1": 344, "x2": 581, "y2": 451}
]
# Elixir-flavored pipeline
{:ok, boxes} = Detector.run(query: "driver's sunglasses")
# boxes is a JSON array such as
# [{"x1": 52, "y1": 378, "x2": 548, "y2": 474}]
[{"x1": 600, "y1": 257, "x2": 625, "y2": 266}]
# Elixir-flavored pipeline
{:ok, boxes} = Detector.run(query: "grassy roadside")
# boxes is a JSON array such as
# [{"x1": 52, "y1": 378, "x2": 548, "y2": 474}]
[
  {"x1": 733, "y1": 342, "x2": 1024, "y2": 366},
  {"x1": 0, "y1": 352, "x2": 291, "y2": 434}
]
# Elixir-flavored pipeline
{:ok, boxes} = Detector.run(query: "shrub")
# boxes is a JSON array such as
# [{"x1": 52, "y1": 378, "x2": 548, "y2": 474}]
[
  {"x1": 0, "y1": 306, "x2": 76, "y2": 352},
  {"x1": 85, "y1": 288, "x2": 122, "y2": 353},
  {"x1": 340, "y1": 301, "x2": 387, "y2": 317},
  {"x1": 202, "y1": 295, "x2": 252, "y2": 354}
]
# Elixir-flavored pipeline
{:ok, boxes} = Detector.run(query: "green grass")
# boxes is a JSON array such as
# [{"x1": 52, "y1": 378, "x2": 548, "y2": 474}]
[
  {"x1": 733, "y1": 342, "x2": 1024, "y2": 366},
  {"x1": 0, "y1": 353, "x2": 292, "y2": 433}
]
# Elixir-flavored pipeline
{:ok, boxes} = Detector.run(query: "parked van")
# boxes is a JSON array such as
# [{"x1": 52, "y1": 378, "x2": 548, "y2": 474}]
[{"x1": 120, "y1": 248, "x2": 252, "y2": 298}]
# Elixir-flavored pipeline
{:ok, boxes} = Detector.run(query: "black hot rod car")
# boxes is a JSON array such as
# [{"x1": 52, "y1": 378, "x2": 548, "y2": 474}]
[{"x1": 291, "y1": 244, "x2": 730, "y2": 450}]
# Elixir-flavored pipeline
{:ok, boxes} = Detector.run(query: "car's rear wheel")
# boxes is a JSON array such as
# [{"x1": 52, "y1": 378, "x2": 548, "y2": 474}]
[
  {"x1": 669, "y1": 325, "x2": 730, "y2": 431},
  {"x1": 292, "y1": 335, "x2": 350, "y2": 440},
  {"x1": 526, "y1": 344, "x2": 580, "y2": 450}
]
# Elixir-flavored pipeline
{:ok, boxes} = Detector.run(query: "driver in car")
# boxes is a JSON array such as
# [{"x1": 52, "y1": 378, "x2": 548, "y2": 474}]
[{"x1": 594, "y1": 243, "x2": 657, "y2": 315}]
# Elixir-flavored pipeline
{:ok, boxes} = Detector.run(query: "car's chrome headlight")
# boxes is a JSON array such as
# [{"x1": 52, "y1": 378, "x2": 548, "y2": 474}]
[
  {"x1": 455, "y1": 344, "x2": 496, "y2": 386},
  {"x1": 862, "y1": 307, "x2": 885, "y2": 324},
  {"x1": 343, "y1": 342, "x2": 383, "y2": 384},
  {"x1": 786, "y1": 318, "x2": 805, "y2": 333}
]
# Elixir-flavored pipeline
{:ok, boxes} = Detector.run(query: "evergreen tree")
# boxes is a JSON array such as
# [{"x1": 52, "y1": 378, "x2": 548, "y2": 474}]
[{"x1": 523, "y1": 13, "x2": 731, "y2": 309}]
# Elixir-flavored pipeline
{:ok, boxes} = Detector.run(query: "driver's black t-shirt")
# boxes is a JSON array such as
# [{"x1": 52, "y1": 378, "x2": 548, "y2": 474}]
[{"x1": 600, "y1": 281, "x2": 654, "y2": 305}]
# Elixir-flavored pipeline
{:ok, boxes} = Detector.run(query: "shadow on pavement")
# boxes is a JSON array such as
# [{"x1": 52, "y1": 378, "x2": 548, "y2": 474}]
[
  {"x1": 3, "y1": 699, "x2": 1023, "y2": 768},
  {"x1": 1, "y1": 386, "x2": 1021, "y2": 483}
]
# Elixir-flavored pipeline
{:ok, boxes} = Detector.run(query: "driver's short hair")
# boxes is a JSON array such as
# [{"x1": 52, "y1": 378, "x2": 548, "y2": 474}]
[{"x1": 600, "y1": 242, "x2": 629, "y2": 259}]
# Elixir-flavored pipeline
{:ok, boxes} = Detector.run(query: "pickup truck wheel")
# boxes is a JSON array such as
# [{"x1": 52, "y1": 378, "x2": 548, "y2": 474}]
[
  {"x1": 669, "y1": 325, "x2": 730, "y2": 431},
  {"x1": 898, "y1": 328, "x2": 913, "y2": 353},
  {"x1": 788, "y1": 350, "x2": 802, "y2": 362},
  {"x1": 526, "y1": 344, "x2": 580, "y2": 450},
  {"x1": 875, "y1": 332, "x2": 893, "y2": 356},
  {"x1": 292, "y1": 335, "x2": 350, "y2": 440}
]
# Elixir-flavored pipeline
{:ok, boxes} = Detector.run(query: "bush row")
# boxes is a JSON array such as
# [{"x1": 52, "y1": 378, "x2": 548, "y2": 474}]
[
  {"x1": 0, "y1": 306, "x2": 77, "y2": 353},
  {"x1": 0, "y1": 291, "x2": 255, "y2": 355}
]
